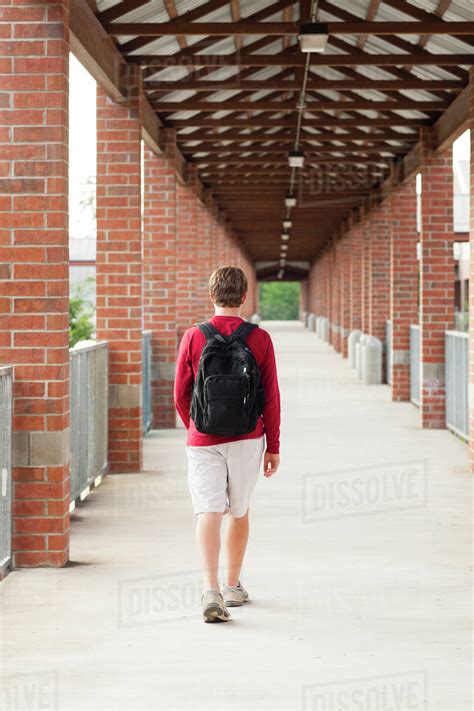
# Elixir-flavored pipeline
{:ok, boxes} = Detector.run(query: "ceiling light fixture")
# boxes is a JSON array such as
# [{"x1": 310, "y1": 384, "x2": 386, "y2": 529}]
[
  {"x1": 285, "y1": 194, "x2": 297, "y2": 208},
  {"x1": 288, "y1": 150, "x2": 305, "y2": 168},
  {"x1": 283, "y1": 219, "x2": 293, "y2": 230},
  {"x1": 298, "y1": 23, "x2": 329, "y2": 54},
  {"x1": 281, "y1": 232, "x2": 290, "y2": 241}
]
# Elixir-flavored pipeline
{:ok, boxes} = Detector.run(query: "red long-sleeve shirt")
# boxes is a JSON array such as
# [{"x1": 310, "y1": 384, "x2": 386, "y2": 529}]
[{"x1": 174, "y1": 315, "x2": 281, "y2": 453}]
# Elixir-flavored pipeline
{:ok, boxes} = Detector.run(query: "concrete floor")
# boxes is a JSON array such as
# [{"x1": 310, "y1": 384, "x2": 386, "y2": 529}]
[{"x1": 0, "y1": 321, "x2": 472, "y2": 711}]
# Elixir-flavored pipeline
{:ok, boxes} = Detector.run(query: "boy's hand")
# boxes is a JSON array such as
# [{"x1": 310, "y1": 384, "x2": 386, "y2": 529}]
[{"x1": 263, "y1": 451, "x2": 280, "y2": 477}]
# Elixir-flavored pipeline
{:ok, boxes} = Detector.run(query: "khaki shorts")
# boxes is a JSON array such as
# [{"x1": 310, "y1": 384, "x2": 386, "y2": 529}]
[{"x1": 186, "y1": 436, "x2": 265, "y2": 518}]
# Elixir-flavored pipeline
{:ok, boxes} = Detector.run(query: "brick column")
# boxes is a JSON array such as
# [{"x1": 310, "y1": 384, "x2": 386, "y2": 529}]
[
  {"x1": 340, "y1": 237, "x2": 351, "y2": 357},
  {"x1": 361, "y1": 222, "x2": 370, "y2": 333},
  {"x1": 1, "y1": 0, "x2": 70, "y2": 566},
  {"x1": 196, "y1": 199, "x2": 212, "y2": 322},
  {"x1": 143, "y1": 144, "x2": 177, "y2": 428},
  {"x1": 176, "y1": 176, "x2": 198, "y2": 340},
  {"x1": 331, "y1": 243, "x2": 341, "y2": 350},
  {"x1": 469, "y1": 68, "x2": 474, "y2": 470},
  {"x1": 419, "y1": 128, "x2": 455, "y2": 428},
  {"x1": 350, "y1": 225, "x2": 363, "y2": 332},
  {"x1": 368, "y1": 201, "x2": 391, "y2": 343},
  {"x1": 390, "y1": 179, "x2": 418, "y2": 401},
  {"x1": 96, "y1": 84, "x2": 143, "y2": 472}
]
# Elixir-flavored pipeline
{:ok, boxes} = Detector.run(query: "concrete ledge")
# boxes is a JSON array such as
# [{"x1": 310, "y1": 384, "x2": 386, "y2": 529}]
[
  {"x1": 393, "y1": 349, "x2": 410, "y2": 366},
  {"x1": 13, "y1": 429, "x2": 71, "y2": 467},
  {"x1": 151, "y1": 362, "x2": 176, "y2": 382},
  {"x1": 109, "y1": 384, "x2": 142, "y2": 409}
]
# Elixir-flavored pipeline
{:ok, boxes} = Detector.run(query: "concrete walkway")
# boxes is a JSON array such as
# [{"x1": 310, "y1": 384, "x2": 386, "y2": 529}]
[{"x1": 1, "y1": 321, "x2": 472, "y2": 711}]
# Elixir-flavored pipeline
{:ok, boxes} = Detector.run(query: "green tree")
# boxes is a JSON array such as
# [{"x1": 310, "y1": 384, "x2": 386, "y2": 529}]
[
  {"x1": 69, "y1": 277, "x2": 96, "y2": 347},
  {"x1": 259, "y1": 281, "x2": 300, "y2": 320}
]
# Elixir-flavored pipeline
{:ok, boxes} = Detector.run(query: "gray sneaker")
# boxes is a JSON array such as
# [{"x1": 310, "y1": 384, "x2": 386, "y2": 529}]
[
  {"x1": 201, "y1": 590, "x2": 231, "y2": 623},
  {"x1": 222, "y1": 581, "x2": 249, "y2": 607}
]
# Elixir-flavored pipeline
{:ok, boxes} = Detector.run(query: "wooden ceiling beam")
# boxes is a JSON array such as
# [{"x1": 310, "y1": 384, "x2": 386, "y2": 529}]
[
  {"x1": 178, "y1": 129, "x2": 418, "y2": 142},
  {"x1": 187, "y1": 145, "x2": 410, "y2": 154},
  {"x1": 171, "y1": 117, "x2": 429, "y2": 127},
  {"x1": 132, "y1": 53, "x2": 474, "y2": 67},
  {"x1": 145, "y1": 78, "x2": 464, "y2": 91},
  {"x1": 106, "y1": 21, "x2": 474, "y2": 36},
  {"x1": 152, "y1": 99, "x2": 447, "y2": 112}
]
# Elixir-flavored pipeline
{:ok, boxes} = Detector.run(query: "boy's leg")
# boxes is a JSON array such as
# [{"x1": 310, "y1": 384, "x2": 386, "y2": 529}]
[
  {"x1": 224, "y1": 436, "x2": 265, "y2": 589},
  {"x1": 225, "y1": 510, "x2": 249, "y2": 587},
  {"x1": 196, "y1": 512, "x2": 223, "y2": 590}
]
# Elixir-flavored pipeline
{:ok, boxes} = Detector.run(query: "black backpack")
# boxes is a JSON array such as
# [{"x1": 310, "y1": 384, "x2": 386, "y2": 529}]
[{"x1": 190, "y1": 321, "x2": 265, "y2": 436}]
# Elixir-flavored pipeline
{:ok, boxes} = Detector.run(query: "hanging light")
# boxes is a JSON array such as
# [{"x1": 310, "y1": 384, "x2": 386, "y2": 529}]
[
  {"x1": 298, "y1": 23, "x2": 329, "y2": 53},
  {"x1": 281, "y1": 232, "x2": 290, "y2": 241},
  {"x1": 285, "y1": 194, "x2": 297, "y2": 208},
  {"x1": 283, "y1": 219, "x2": 293, "y2": 230},
  {"x1": 281, "y1": 244, "x2": 288, "y2": 251},
  {"x1": 288, "y1": 150, "x2": 305, "y2": 168}
]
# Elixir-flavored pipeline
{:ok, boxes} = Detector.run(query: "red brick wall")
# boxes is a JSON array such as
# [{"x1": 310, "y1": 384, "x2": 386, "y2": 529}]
[
  {"x1": 1, "y1": 0, "x2": 70, "y2": 566},
  {"x1": 96, "y1": 85, "x2": 143, "y2": 472},
  {"x1": 368, "y1": 201, "x2": 391, "y2": 344},
  {"x1": 339, "y1": 237, "x2": 351, "y2": 357},
  {"x1": 143, "y1": 145, "x2": 177, "y2": 428},
  {"x1": 349, "y1": 225, "x2": 363, "y2": 332},
  {"x1": 390, "y1": 179, "x2": 418, "y2": 401},
  {"x1": 361, "y1": 222, "x2": 370, "y2": 333},
  {"x1": 419, "y1": 128, "x2": 455, "y2": 428}
]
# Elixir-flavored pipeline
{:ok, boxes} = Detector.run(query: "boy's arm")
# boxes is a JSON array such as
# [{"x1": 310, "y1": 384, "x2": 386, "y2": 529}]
[
  {"x1": 259, "y1": 335, "x2": 281, "y2": 454},
  {"x1": 174, "y1": 331, "x2": 193, "y2": 429}
]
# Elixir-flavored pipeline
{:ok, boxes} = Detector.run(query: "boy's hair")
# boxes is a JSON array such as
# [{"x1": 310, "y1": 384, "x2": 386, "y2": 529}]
[{"x1": 209, "y1": 266, "x2": 248, "y2": 307}]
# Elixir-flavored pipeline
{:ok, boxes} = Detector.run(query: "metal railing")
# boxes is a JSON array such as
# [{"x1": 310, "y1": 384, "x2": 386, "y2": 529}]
[
  {"x1": 70, "y1": 342, "x2": 108, "y2": 503},
  {"x1": 410, "y1": 325, "x2": 420, "y2": 407},
  {"x1": 142, "y1": 331, "x2": 152, "y2": 435},
  {"x1": 385, "y1": 320, "x2": 392, "y2": 386},
  {"x1": 0, "y1": 367, "x2": 12, "y2": 579},
  {"x1": 445, "y1": 330, "x2": 469, "y2": 440}
]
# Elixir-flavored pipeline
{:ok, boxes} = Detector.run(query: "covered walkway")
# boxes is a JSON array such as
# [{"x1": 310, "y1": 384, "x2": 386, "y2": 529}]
[{"x1": 1, "y1": 322, "x2": 471, "y2": 710}]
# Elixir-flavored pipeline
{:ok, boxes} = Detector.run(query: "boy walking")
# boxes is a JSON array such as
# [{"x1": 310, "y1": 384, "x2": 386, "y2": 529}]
[{"x1": 174, "y1": 266, "x2": 281, "y2": 623}]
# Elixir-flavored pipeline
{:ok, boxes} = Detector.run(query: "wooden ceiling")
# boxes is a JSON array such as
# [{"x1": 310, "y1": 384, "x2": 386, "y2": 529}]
[{"x1": 97, "y1": 0, "x2": 473, "y2": 264}]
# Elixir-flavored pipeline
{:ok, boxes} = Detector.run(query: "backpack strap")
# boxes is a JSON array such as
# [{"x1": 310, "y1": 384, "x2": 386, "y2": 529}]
[
  {"x1": 231, "y1": 321, "x2": 258, "y2": 343},
  {"x1": 196, "y1": 322, "x2": 227, "y2": 344}
]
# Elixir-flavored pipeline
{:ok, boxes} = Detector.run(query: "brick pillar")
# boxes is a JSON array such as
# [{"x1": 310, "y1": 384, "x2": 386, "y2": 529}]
[
  {"x1": 96, "y1": 84, "x2": 143, "y2": 472},
  {"x1": 143, "y1": 144, "x2": 177, "y2": 428},
  {"x1": 350, "y1": 225, "x2": 363, "y2": 332},
  {"x1": 1, "y1": 0, "x2": 70, "y2": 567},
  {"x1": 331, "y1": 243, "x2": 341, "y2": 350},
  {"x1": 196, "y1": 199, "x2": 212, "y2": 322},
  {"x1": 361, "y1": 223, "x2": 370, "y2": 333},
  {"x1": 368, "y1": 201, "x2": 391, "y2": 343},
  {"x1": 469, "y1": 68, "x2": 474, "y2": 470},
  {"x1": 340, "y1": 237, "x2": 351, "y2": 357},
  {"x1": 419, "y1": 128, "x2": 455, "y2": 428},
  {"x1": 176, "y1": 176, "x2": 198, "y2": 340},
  {"x1": 390, "y1": 178, "x2": 418, "y2": 401}
]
